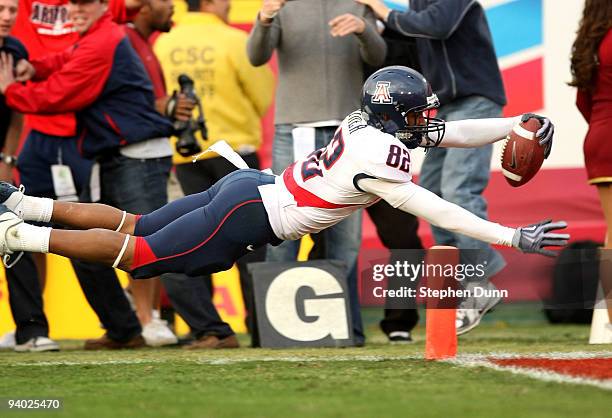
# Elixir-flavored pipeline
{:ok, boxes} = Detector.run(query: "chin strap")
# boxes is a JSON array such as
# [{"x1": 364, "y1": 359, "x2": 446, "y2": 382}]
[{"x1": 112, "y1": 234, "x2": 131, "y2": 269}]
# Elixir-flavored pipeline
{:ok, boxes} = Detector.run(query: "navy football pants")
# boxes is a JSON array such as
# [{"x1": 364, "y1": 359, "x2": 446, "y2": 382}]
[{"x1": 131, "y1": 169, "x2": 281, "y2": 279}]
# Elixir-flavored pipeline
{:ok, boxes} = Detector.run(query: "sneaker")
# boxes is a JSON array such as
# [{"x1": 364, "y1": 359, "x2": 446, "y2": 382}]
[
  {"x1": 0, "y1": 182, "x2": 24, "y2": 214},
  {"x1": 84, "y1": 333, "x2": 146, "y2": 350},
  {"x1": 14, "y1": 336, "x2": 60, "y2": 352},
  {"x1": 0, "y1": 204, "x2": 24, "y2": 268},
  {"x1": 0, "y1": 331, "x2": 16, "y2": 349},
  {"x1": 456, "y1": 281, "x2": 502, "y2": 336},
  {"x1": 142, "y1": 319, "x2": 178, "y2": 347},
  {"x1": 183, "y1": 334, "x2": 240, "y2": 350},
  {"x1": 387, "y1": 331, "x2": 413, "y2": 344}
]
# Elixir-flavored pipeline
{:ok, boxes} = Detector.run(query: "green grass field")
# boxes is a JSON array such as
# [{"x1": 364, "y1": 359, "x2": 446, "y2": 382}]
[{"x1": 1, "y1": 306, "x2": 611, "y2": 418}]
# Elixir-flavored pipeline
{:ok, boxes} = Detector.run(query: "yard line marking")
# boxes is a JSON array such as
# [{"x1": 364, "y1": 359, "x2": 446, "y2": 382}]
[
  {"x1": 6, "y1": 351, "x2": 612, "y2": 377},
  {"x1": 5, "y1": 354, "x2": 423, "y2": 367},
  {"x1": 5, "y1": 359, "x2": 168, "y2": 367},
  {"x1": 194, "y1": 355, "x2": 423, "y2": 365}
]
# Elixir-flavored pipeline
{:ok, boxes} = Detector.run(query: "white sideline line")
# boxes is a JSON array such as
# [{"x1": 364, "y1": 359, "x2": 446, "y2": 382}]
[
  {"x1": 6, "y1": 350, "x2": 612, "y2": 391},
  {"x1": 5, "y1": 355, "x2": 423, "y2": 367},
  {"x1": 5, "y1": 359, "x2": 168, "y2": 367},
  {"x1": 195, "y1": 355, "x2": 423, "y2": 365}
]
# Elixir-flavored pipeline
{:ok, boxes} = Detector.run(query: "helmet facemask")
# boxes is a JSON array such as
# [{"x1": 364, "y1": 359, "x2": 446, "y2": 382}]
[
  {"x1": 366, "y1": 92, "x2": 446, "y2": 149},
  {"x1": 397, "y1": 107, "x2": 446, "y2": 149}
]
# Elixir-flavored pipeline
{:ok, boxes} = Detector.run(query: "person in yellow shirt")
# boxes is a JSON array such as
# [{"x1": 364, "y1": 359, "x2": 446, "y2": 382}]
[
  {"x1": 155, "y1": 0, "x2": 274, "y2": 182},
  {"x1": 154, "y1": 0, "x2": 274, "y2": 338}
]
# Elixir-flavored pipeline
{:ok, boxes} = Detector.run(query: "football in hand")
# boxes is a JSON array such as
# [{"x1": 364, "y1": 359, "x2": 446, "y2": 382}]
[{"x1": 501, "y1": 117, "x2": 545, "y2": 187}]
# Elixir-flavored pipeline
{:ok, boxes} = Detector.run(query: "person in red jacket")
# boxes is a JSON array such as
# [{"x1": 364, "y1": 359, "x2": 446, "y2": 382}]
[
  {"x1": 2, "y1": 3, "x2": 172, "y2": 153},
  {"x1": 3, "y1": 0, "x2": 173, "y2": 350}
]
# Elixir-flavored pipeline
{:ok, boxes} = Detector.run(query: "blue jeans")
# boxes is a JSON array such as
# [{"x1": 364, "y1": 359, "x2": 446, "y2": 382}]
[
  {"x1": 419, "y1": 96, "x2": 506, "y2": 279},
  {"x1": 99, "y1": 154, "x2": 172, "y2": 214},
  {"x1": 267, "y1": 124, "x2": 364, "y2": 343}
]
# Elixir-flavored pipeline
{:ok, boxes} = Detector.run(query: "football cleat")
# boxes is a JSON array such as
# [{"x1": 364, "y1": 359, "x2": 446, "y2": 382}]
[
  {"x1": 0, "y1": 204, "x2": 24, "y2": 268},
  {"x1": 0, "y1": 182, "x2": 25, "y2": 219}
]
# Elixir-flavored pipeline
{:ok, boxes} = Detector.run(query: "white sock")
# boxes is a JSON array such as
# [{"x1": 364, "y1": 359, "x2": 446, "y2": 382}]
[
  {"x1": 7, "y1": 223, "x2": 51, "y2": 253},
  {"x1": 5, "y1": 193, "x2": 53, "y2": 223}
]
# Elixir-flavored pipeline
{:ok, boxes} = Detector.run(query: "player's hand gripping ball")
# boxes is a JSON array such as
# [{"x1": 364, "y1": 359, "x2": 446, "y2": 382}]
[{"x1": 501, "y1": 113, "x2": 553, "y2": 187}]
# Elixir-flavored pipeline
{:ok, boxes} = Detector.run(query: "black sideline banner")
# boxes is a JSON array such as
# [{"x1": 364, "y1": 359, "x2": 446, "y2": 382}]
[{"x1": 248, "y1": 260, "x2": 355, "y2": 348}]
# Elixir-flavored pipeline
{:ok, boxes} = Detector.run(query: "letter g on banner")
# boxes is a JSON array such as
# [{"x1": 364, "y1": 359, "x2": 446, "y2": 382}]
[
  {"x1": 249, "y1": 260, "x2": 355, "y2": 347},
  {"x1": 265, "y1": 267, "x2": 349, "y2": 341}
]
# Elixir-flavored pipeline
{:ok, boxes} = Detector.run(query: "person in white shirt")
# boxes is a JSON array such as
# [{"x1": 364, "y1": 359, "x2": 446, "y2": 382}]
[{"x1": 0, "y1": 66, "x2": 567, "y2": 281}]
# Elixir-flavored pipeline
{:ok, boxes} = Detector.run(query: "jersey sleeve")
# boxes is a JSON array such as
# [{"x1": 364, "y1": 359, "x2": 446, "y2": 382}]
[{"x1": 359, "y1": 177, "x2": 516, "y2": 246}]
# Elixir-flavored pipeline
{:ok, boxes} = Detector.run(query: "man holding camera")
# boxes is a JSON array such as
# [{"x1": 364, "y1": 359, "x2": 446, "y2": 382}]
[
  {"x1": 123, "y1": 0, "x2": 194, "y2": 347},
  {"x1": 155, "y1": 0, "x2": 274, "y2": 189},
  {"x1": 154, "y1": 0, "x2": 274, "y2": 343},
  {"x1": 126, "y1": 0, "x2": 247, "y2": 349}
]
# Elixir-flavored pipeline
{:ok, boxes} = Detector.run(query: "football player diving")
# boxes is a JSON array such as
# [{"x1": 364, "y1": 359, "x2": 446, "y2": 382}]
[{"x1": 0, "y1": 66, "x2": 568, "y2": 280}]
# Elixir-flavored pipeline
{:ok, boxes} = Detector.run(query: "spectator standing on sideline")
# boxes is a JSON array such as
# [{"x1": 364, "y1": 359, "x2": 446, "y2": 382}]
[
  {"x1": 154, "y1": 0, "x2": 274, "y2": 344},
  {"x1": 10, "y1": 0, "x2": 146, "y2": 350},
  {"x1": 363, "y1": 24, "x2": 423, "y2": 343},
  {"x1": 247, "y1": 0, "x2": 386, "y2": 345},
  {"x1": 0, "y1": 0, "x2": 58, "y2": 352},
  {"x1": 123, "y1": 0, "x2": 192, "y2": 347},
  {"x1": 570, "y1": 0, "x2": 612, "y2": 325},
  {"x1": 128, "y1": 0, "x2": 243, "y2": 349},
  {"x1": 2, "y1": 0, "x2": 175, "y2": 347},
  {"x1": 356, "y1": 0, "x2": 508, "y2": 335}
]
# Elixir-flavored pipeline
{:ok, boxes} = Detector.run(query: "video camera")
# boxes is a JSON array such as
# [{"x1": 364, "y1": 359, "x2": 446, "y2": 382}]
[{"x1": 172, "y1": 74, "x2": 208, "y2": 157}]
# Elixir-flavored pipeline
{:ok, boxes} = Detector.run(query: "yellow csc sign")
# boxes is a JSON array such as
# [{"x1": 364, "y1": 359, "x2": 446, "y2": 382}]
[{"x1": 169, "y1": 46, "x2": 216, "y2": 66}]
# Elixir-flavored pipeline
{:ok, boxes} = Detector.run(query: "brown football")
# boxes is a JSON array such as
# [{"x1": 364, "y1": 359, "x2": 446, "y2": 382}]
[{"x1": 501, "y1": 117, "x2": 545, "y2": 187}]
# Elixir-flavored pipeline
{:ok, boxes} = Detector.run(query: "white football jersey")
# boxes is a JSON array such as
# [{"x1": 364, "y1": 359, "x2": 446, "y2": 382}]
[{"x1": 259, "y1": 111, "x2": 414, "y2": 241}]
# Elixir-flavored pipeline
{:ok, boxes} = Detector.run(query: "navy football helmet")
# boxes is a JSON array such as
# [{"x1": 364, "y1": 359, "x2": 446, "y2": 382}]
[{"x1": 361, "y1": 66, "x2": 445, "y2": 149}]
